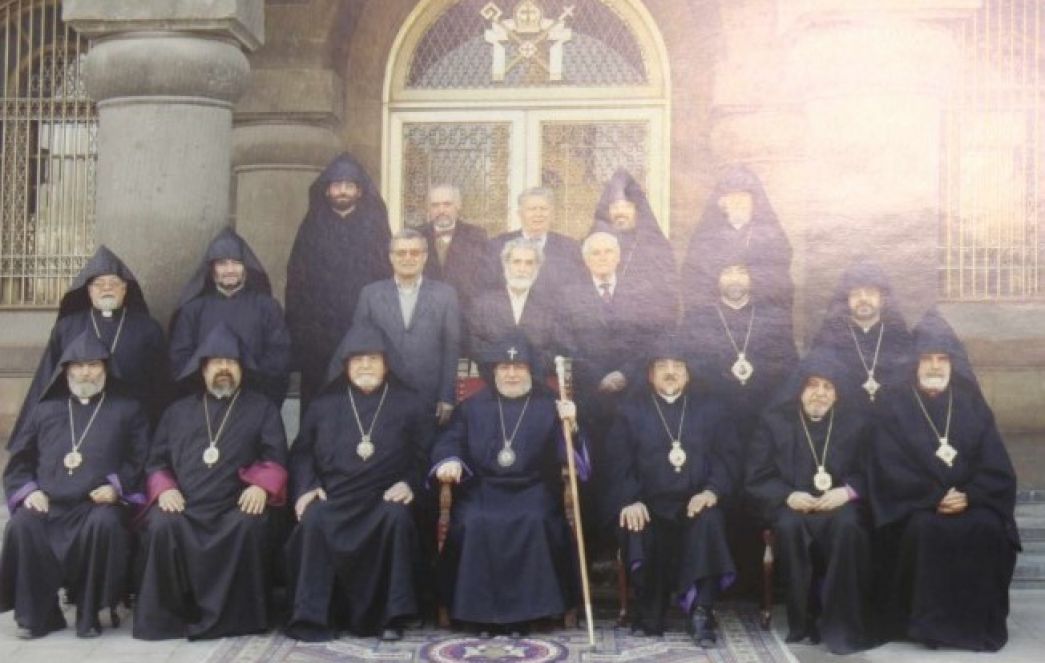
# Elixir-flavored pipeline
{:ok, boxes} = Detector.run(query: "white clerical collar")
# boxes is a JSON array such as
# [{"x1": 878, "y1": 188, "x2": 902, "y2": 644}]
[
  {"x1": 657, "y1": 390, "x2": 682, "y2": 404},
  {"x1": 95, "y1": 307, "x2": 119, "y2": 318},
  {"x1": 395, "y1": 275, "x2": 422, "y2": 293},
  {"x1": 851, "y1": 318, "x2": 880, "y2": 334}
]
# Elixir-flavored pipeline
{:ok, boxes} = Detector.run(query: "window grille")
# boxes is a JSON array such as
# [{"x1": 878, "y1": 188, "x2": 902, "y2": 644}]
[
  {"x1": 1, "y1": 0, "x2": 95, "y2": 308},
  {"x1": 940, "y1": 0, "x2": 1043, "y2": 300}
]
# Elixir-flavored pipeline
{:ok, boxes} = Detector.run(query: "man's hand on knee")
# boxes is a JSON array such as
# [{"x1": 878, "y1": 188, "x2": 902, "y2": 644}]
[{"x1": 620, "y1": 502, "x2": 650, "y2": 532}]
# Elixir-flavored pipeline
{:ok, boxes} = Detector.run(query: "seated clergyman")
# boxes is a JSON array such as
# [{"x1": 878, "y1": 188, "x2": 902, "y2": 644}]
[
  {"x1": 1, "y1": 330, "x2": 148, "y2": 639},
  {"x1": 603, "y1": 337, "x2": 736, "y2": 647},
  {"x1": 869, "y1": 310, "x2": 1019, "y2": 652},
  {"x1": 133, "y1": 323, "x2": 288, "y2": 640},
  {"x1": 285, "y1": 324, "x2": 432, "y2": 642},
  {"x1": 431, "y1": 336, "x2": 587, "y2": 636},
  {"x1": 746, "y1": 349, "x2": 874, "y2": 654}
]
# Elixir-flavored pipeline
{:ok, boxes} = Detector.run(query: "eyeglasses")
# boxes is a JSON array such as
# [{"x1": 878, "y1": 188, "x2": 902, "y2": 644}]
[{"x1": 391, "y1": 249, "x2": 426, "y2": 258}]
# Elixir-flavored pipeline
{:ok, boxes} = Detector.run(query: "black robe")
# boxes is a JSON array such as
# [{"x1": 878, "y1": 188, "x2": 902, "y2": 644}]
[
  {"x1": 681, "y1": 165, "x2": 793, "y2": 310},
  {"x1": 2, "y1": 377, "x2": 148, "y2": 636},
  {"x1": 133, "y1": 388, "x2": 288, "y2": 640},
  {"x1": 169, "y1": 228, "x2": 291, "y2": 405},
  {"x1": 811, "y1": 262, "x2": 913, "y2": 409},
  {"x1": 431, "y1": 386, "x2": 582, "y2": 624},
  {"x1": 286, "y1": 154, "x2": 392, "y2": 412},
  {"x1": 10, "y1": 246, "x2": 168, "y2": 438},
  {"x1": 870, "y1": 382, "x2": 1019, "y2": 651},
  {"x1": 603, "y1": 389, "x2": 737, "y2": 634},
  {"x1": 746, "y1": 398, "x2": 874, "y2": 654},
  {"x1": 285, "y1": 380, "x2": 432, "y2": 636}
]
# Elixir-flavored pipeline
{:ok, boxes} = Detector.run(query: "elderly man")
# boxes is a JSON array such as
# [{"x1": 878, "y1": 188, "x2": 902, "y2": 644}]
[
  {"x1": 421, "y1": 183, "x2": 488, "y2": 311},
  {"x1": 287, "y1": 153, "x2": 392, "y2": 413},
  {"x1": 169, "y1": 227, "x2": 291, "y2": 405},
  {"x1": 746, "y1": 349, "x2": 874, "y2": 654},
  {"x1": 603, "y1": 338, "x2": 737, "y2": 647},
  {"x1": 353, "y1": 228, "x2": 460, "y2": 426},
  {"x1": 432, "y1": 337, "x2": 587, "y2": 635},
  {"x1": 285, "y1": 325, "x2": 432, "y2": 642},
  {"x1": 590, "y1": 168, "x2": 679, "y2": 324},
  {"x1": 11, "y1": 246, "x2": 168, "y2": 438},
  {"x1": 682, "y1": 164, "x2": 793, "y2": 310},
  {"x1": 484, "y1": 187, "x2": 586, "y2": 294},
  {"x1": 811, "y1": 261, "x2": 913, "y2": 407},
  {"x1": 869, "y1": 310, "x2": 1018, "y2": 652},
  {"x1": 467, "y1": 238, "x2": 562, "y2": 375},
  {"x1": 134, "y1": 324, "x2": 288, "y2": 640},
  {"x1": 1, "y1": 331, "x2": 149, "y2": 639}
]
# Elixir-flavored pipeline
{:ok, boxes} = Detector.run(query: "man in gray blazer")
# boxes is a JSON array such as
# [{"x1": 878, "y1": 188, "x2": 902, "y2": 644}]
[{"x1": 353, "y1": 228, "x2": 461, "y2": 426}]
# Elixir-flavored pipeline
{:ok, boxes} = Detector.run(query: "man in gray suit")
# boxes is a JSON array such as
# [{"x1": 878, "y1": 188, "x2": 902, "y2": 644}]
[{"x1": 353, "y1": 228, "x2": 461, "y2": 426}]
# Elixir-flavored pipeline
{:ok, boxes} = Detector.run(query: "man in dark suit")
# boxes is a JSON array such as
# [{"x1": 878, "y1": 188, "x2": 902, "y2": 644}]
[
  {"x1": 483, "y1": 187, "x2": 586, "y2": 295},
  {"x1": 353, "y1": 228, "x2": 461, "y2": 426},
  {"x1": 421, "y1": 184, "x2": 488, "y2": 312},
  {"x1": 467, "y1": 238, "x2": 562, "y2": 376}
]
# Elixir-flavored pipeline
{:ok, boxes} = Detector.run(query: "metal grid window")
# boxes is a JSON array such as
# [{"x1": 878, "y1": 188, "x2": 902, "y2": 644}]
[
  {"x1": 1, "y1": 0, "x2": 95, "y2": 308},
  {"x1": 940, "y1": 0, "x2": 1044, "y2": 300}
]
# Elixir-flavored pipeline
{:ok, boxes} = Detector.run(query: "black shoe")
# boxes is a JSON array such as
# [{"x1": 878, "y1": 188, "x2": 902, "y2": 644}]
[
  {"x1": 689, "y1": 606, "x2": 717, "y2": 648},
  {"x1": 285, "y1": 621, "x2": 334, "y2": 642},
  {"x1": 807, "y1": 624, "x2": 821, "y2": 645},
  {"x1": 785, "y1": 629, "x2": 806, "y2": 643},
  {"x1": 629, "y1": 624, "x2": 648, "y2": 637},
  {"x1": 77, "y1": 624, "x2": 102, "y2": 639},
  {"x1": 380, "y1": 627, "x2": 403, "y2": 641}
]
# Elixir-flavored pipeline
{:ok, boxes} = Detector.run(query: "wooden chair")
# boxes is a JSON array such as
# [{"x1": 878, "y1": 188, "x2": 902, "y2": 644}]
[{"x1": 436, "y1": 358, "x2": 579, "y2": 629}]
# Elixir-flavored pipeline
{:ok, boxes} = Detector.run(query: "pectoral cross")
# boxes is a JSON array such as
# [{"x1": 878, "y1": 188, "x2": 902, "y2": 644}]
[{"x1": 507, "y1": 347, "x2": 518, "y2": 360}]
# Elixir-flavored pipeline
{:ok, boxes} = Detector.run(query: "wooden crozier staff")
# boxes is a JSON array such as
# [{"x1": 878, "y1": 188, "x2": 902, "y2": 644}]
[{"x1": 555, "y1": 355, "x2": 595, "y2": 647}]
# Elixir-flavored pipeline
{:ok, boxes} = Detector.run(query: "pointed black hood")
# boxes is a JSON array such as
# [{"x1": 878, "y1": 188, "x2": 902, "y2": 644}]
[
  {"x1": 175, "y1": 322, "x2": 259, "y2": 384},
  {"x1": 308, "y1": 152, "x2": 385, "y2": 216},
  {"x1": 768, "y1": 346, "x2": 856, "y2": 413},
  {"x1": 820, "y1": 260, "x2": 908, "y2": 332},
  {"x1": 175, "y1": 227, "x2": 272, "y2": 309},
  {"x1": 591, "y1": 169, "x2": 666, "y2": 241},
  {"x1": 42, "y1": 329, "x2": 110, "y2": 399},
  {"x1": 322, "y1": 323, "x2": 408, "y2": 392},
  {"x1": 907, "y1": 308, "x2": 979, "y2": 391},
  {"x1": 59, "y1": 245, "x2": 149, "y2": 317},
  {"x1": 700, "y1": 164, "x2": 782, "y2": 232}
]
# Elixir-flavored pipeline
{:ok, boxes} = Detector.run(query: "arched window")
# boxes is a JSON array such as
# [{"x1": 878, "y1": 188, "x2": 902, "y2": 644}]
[
  {"x1": 383, "y1": 0, "x2": 670, "y2": 239},
  {"x1": 0, "y1": 0, "x2": 95, "y2": 307}
]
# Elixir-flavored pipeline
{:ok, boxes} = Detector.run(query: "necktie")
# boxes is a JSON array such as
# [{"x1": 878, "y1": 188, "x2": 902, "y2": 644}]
[{"x1": 599, "y1": 282, "x2": 613, "y2": 303}]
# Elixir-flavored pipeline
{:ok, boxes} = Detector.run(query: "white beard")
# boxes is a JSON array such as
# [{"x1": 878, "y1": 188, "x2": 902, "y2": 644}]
[
  {"x1": 506, "y1": 276, "x2": 534, "y2": 292},
  {"x1": 94, "y1": 295, "x2": 120, "y2": 313},
  {"x1": 919, "y1": 375, "x2": 950, "y2": 392},
  {"x1": 804, "y1": 402, "x2": 832, "y2": 421},
  {"x1": 496, "y1": 376, "x2": 533, "y2": 399},
  {"x1": 68, "y1": 375, "x2": 105, "y2": 400}
]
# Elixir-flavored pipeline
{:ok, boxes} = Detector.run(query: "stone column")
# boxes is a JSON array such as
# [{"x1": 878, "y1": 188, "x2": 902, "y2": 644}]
[{"x1": 63, "y1": 1, "x2": 264, "y2": 322}]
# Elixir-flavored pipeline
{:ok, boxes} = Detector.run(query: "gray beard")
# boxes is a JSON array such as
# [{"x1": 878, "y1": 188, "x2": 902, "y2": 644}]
[
  {"x1": 94, "y1": 295, "x2": 120, "y2": 313},
  {"x1": 506, "y1": 276, "x2": 534, "y2": 291},
  {"x1": 207, "y1": 382, "x2": 238, "y2": 399},
  {"x1": 497, "y1": 379, "x2": 532, "y2": 399},
  {"x1": 68, "y1": 376, "x2": 105, "y2": 400},
  {"x1": 919, "y1": 375, "x2": 949, "y2": 392}
]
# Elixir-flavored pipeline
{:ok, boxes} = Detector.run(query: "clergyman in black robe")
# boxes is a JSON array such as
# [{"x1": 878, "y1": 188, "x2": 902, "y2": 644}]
[
  {"x1": 285, "y1": 324, "x2": 432, "y2": 642},
  {"x1": 681, "y1": 164, "x2": 793, "y2": 310},
  {"x1": 1, "y1": 331, "x2": 148, "y2": 638},
  {"x1": 746, "y1": 349, "x2": 874, "y2": 654},
  {"x1": 869, "y1": 309, "x2": 1019, "y2": 652},
  {"x1": 133, "y1": 324, "x2": 288, "y2": 640},
  {"x1": 684, "y1": 251, "x2": 798, "y2": 599},
  {"x1": 431, "y1": 336, "x2": 589, "y2": 633},
  {"x1": 810, "y1": 261, "x2": 913, "y2": 409},
  {"x1": 10, "y1": 245, "x2": 168, "y2": 437},
  {"x1": 286, "y1": 153, "x2": 392, "y2": 413},
  {"x1": 603, "y1": 337, "x2": 736, "y2": 647},
  {"x1": 169, "y1": 227, "x2": 291, "y2": 405}
]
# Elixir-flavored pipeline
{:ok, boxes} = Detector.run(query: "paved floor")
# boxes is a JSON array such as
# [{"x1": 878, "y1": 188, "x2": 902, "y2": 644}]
[{"x1": 1, "y1": 591, "x2": 1044, "y2": 662}]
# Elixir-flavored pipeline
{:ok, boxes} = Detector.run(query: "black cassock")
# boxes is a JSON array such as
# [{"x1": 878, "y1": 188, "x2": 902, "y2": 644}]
[
  {"x1": 432, "y1": 387, "x2": 586, "y2": 625},
  {"x1": 1, "y1": 334, "x2": 149, "y2": 636},
  {"x1": 746, "y1": 377, "x2": 874, "y2": 654},
  {"x1": 133, "y1": 388, "x2": 288, "y2": 640},
  {"x1": 810, "y1": 262, "x2": 912, "y2": 409},
  {"x1": 169, "y1": 228, "x2": 291, "y2": 405},
  {"x1": 285, "y1": 379, "x2": 432, "y2": 637},
  {"x1": 286, "y1": 154, "x2": 392, "y2": 412},
  {"x1": 10, "y1": 246, "x2": 168, "y2": 438},
  {"x1": 603, "y1": 389, "x2": 736, "y2": 634},
  {"x1": 870, "y1": 381, "x2": 1019, "y2": 651}
]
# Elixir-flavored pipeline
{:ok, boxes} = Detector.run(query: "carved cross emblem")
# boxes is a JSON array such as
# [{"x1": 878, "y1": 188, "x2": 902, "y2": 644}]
[
  {"x1": 482, "y1": 1, "x2": 574, "y2": 82},
  {"x1": 507, "y1": 346, "x2": 519, "y2": 361}
]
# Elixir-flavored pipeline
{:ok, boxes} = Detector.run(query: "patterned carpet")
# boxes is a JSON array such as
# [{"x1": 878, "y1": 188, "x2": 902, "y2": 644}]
[{"x1": 204, "y1": 603, "x2": 794, "y2": 663}]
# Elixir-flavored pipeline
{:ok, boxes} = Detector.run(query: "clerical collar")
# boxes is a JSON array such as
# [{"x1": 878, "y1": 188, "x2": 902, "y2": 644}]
[
  {"x1": 656, "y1": 390, "x2": 683, "y2": 404},
  {"x1": 216, "y1": 283, "x2": 245, "y2": 298},
  {"x1": 334, "y1": 205, "x2": 355, "y2": 218},
  {"x1": 850, "y1": 318, "x2": 880, "y2": 334},
  {"x1": 94, "y1": 306, "x2": 121, "y2": 319},
  {"x1": 74, "y1": 390, "x2": 104, "y2": 406}
]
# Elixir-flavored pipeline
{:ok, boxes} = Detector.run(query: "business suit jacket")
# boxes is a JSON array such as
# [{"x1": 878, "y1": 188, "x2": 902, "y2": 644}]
[
  {"x1": 353, "y1": 278, "x2": 461, "y2": 406},
  {"x1": 466, "y1": 286, "x2": 564, "y2": 376},
  {"x1": 421, "y1": 221, "x2": 488, "y2": 310},
  {"x1": 483, "y1": 230, "x2": 587, "y2": 296}
]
